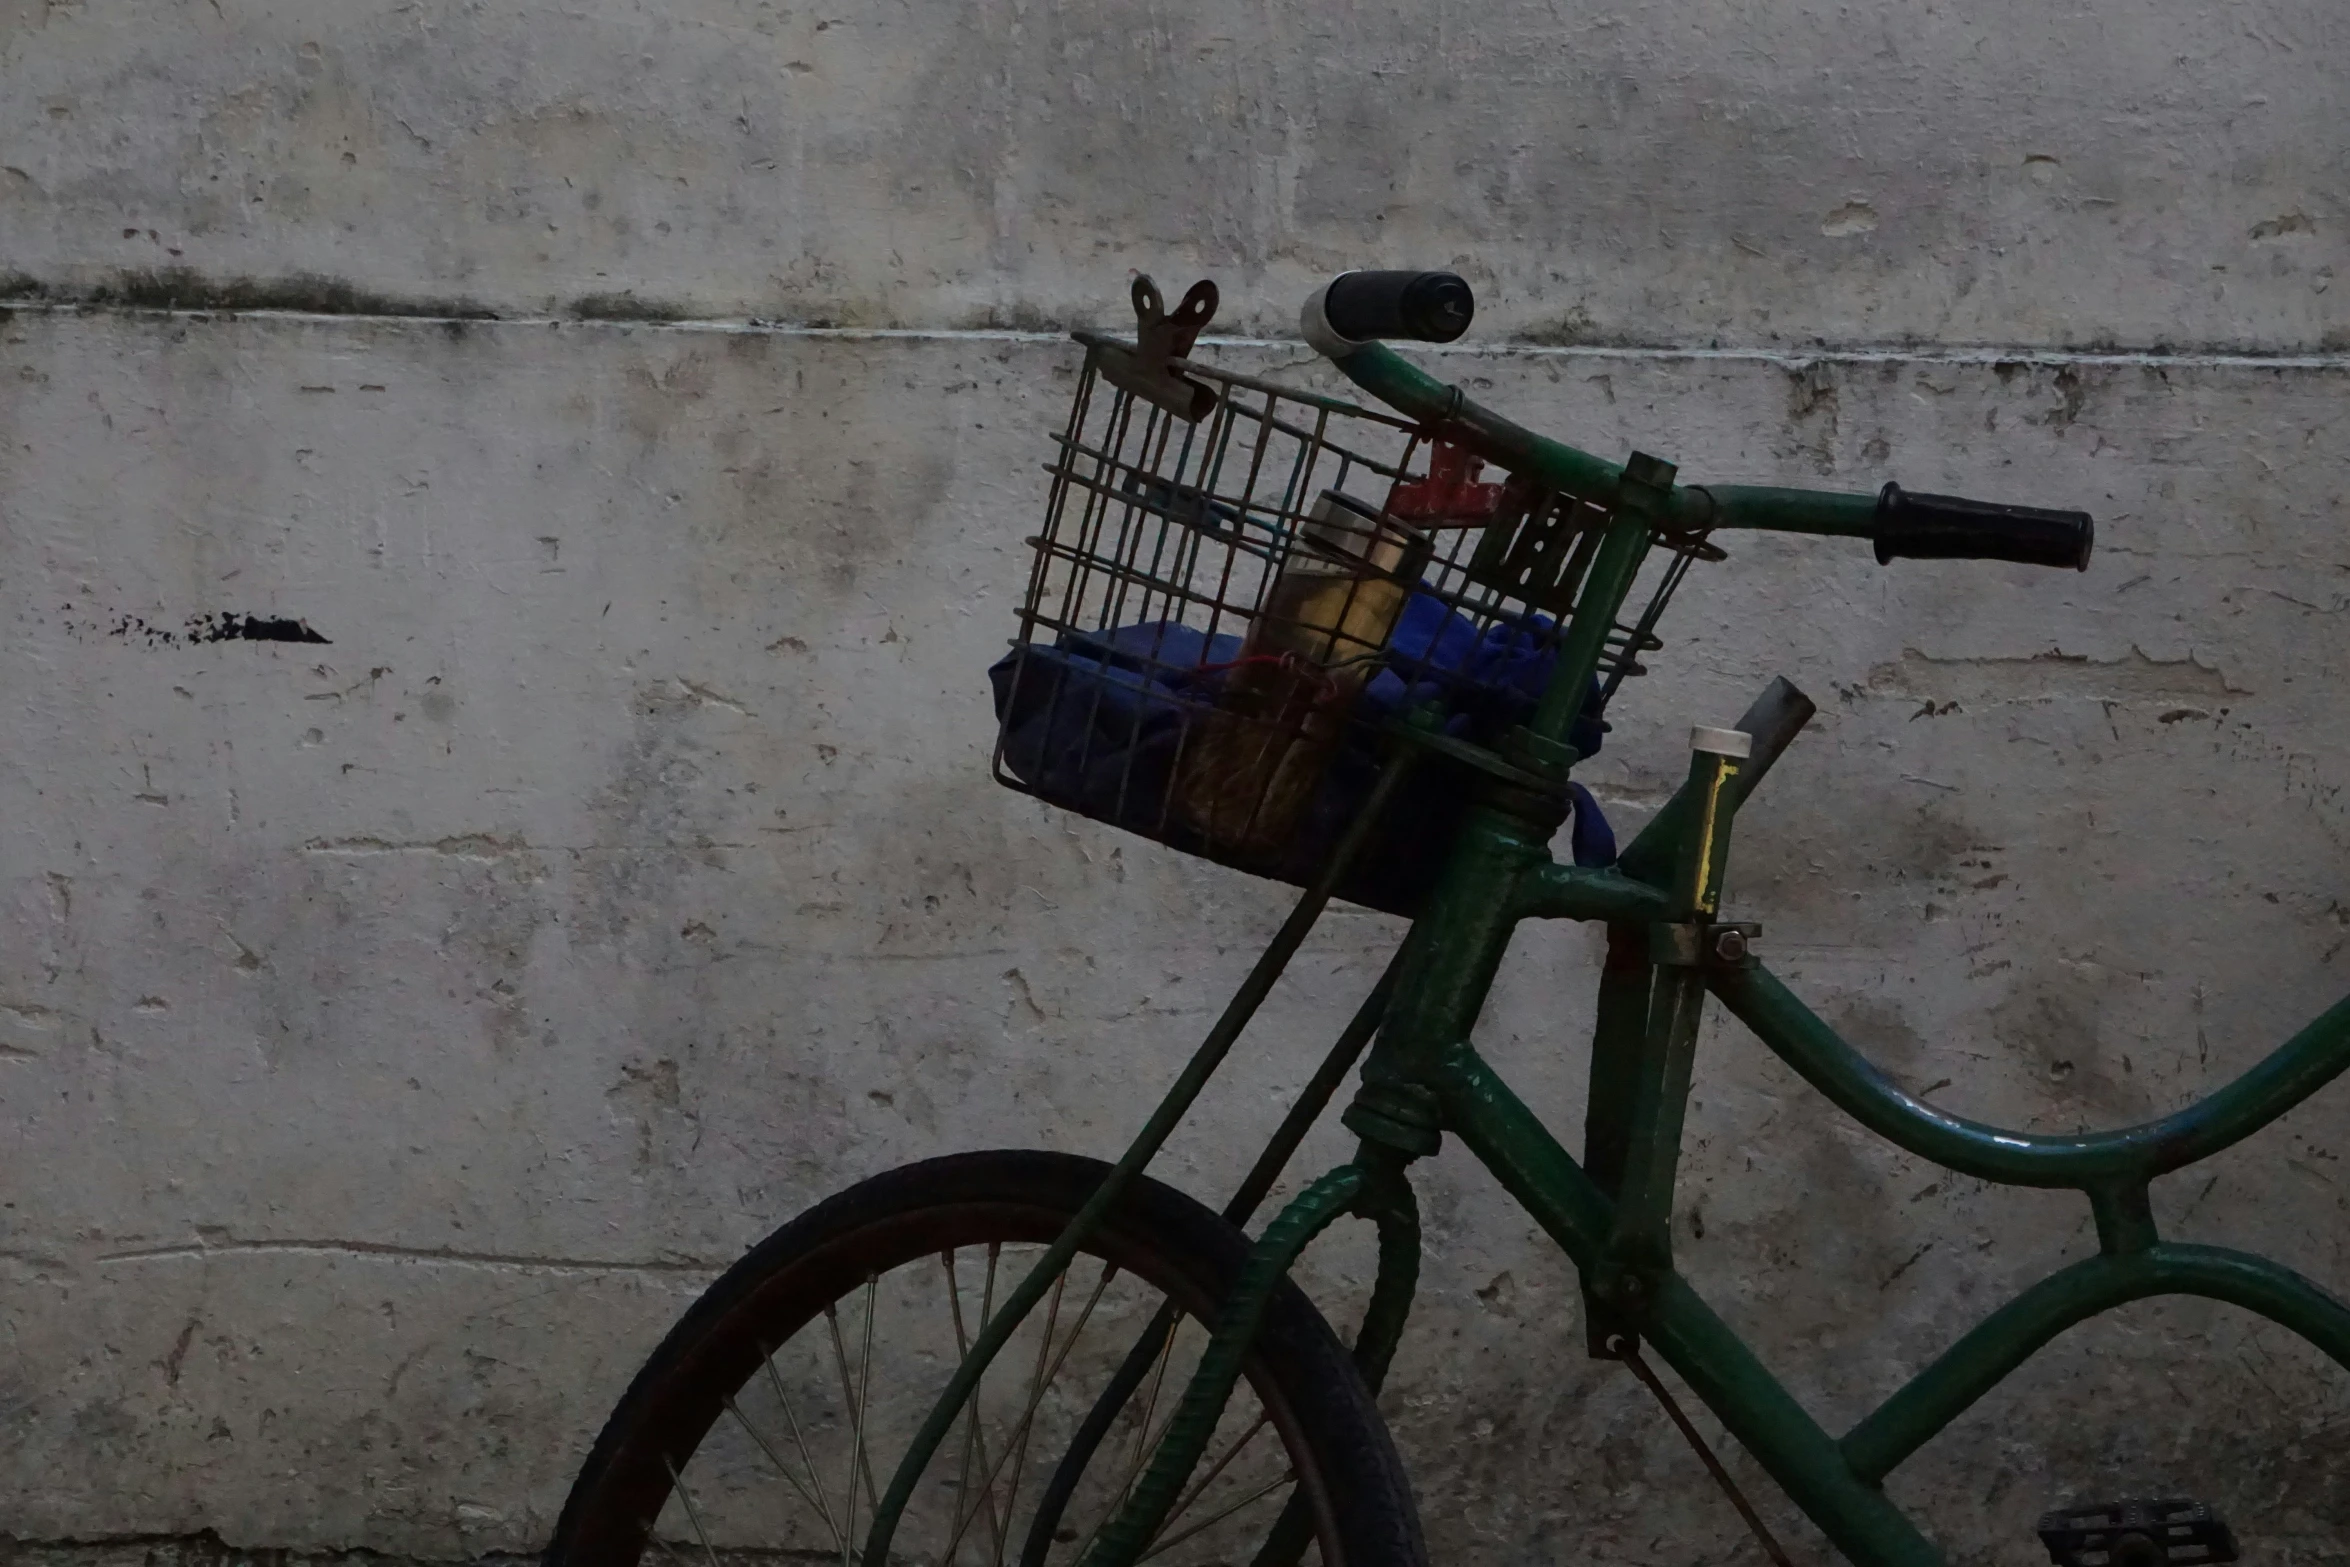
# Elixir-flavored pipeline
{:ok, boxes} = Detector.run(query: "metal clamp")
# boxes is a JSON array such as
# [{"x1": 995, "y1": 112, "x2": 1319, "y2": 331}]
[
  {"x1": 1097, "y1": 276, "x2": 1219, "y2": 422},
  {"x1": 1651, "y1": 920, "x2": 1761, "y2": 968}
]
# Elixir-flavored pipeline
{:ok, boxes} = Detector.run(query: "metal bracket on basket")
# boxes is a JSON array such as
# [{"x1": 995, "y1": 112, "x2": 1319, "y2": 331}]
[{"x1": 1097, "y1": 276, "x2": 1220, "y2": 422}]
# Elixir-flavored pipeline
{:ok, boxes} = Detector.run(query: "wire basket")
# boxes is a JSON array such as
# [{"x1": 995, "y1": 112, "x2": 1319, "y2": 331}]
[{"x1": 989, "y1": 281, "x2": 1720, "y2": 915}]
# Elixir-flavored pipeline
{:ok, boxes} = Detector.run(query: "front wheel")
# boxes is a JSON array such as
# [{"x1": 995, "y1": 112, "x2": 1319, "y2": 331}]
[{"x1": 548, "y1": 1150, "x2": 1425, "y2": 1567}]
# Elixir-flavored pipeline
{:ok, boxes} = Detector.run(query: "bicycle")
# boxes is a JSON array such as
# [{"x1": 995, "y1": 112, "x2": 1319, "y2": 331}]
[{"x1": 546, "y1": 271, "x2": 2339, "y2": 1567}]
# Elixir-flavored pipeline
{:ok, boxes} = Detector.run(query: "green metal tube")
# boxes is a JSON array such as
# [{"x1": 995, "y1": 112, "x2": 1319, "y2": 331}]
[
  {"x1": 1327, "y1": 343, "x2": 1626, "y2": 501},
  {"x1": 1225, "y1": 951, "x2": 1407, "y2": 1224},
  {"x1": 1437, "y1": 1044, "x2": 1942, "y2": 1567},
  {"x1": 1436, "y1": 1042, "x2": 1614, "y2": 1266},
  {"x1": 1509, "y1": 863, "x2": 1673, "y2": 924},
  {"x1": 1532, "y1": 514, "x2": 1653, "y2": 742},
  {"x1": 1697, "y1": 485, "x2": 1879, "y2": 538},
  {"x1": 1242, "y1": 1172, "x2": 1421, "y2": 1567},
  {"x1": 1079, "y1": 1165, "x2": 1370, "y2": 1567},
  {"x1": 1617, "y1": 677, "x2": 1818, "y2": 890},
  {"x1": 1324, "y1": 351, "x2": 1883, "y2": 545},
  {"x1": 1362, "y1": 805, "x2": 1546, "y2": 1090},
  {"x1": 1712, "y1": 963, "x2": 2350, "y2": 1188},
  {"x1": 1349, "y1": 1166, "x2": 1423, "y2": 1392},
  {"x1": 1015, "y1": 953, "x2": 1406, "y2": 1567},
  {"x1": 860, "y1": 756, "x2": 1411, "y2": 1567},
  {"x1": 1841, "y1": 1243, "x2": 2350, "y2": 1484}
]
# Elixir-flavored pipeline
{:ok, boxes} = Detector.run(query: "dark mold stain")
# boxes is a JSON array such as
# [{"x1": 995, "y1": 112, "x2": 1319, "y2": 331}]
[
  {"x1": 572, "y1": 291, "x2": 685, "y2": 322},
  {"x1": 87, "y1": 610, "x2": 332, "y2": 646},
  {"x1": 1, "y1": 268, "x2": 499, "y2": 320}
]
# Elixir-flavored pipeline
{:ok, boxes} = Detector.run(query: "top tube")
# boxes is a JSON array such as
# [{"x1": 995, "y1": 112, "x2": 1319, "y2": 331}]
[{"x1": 1329, "y1": 341, "x2": 1882, "y2": 542}]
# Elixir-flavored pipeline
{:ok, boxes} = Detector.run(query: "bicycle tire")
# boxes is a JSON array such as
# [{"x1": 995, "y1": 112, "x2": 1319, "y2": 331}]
[{"x1": 547, "y1": 1150, "x2": 1426, "y2": 1567}]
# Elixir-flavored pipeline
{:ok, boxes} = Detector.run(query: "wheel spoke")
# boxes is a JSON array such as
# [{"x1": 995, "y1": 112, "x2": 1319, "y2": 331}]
[
  {"x1": 726, "y1": 1391, "x2": 837, "y2": 1541},
  {"x1": 945, "y1": 1249, "x2": 1010, "y2": 1567},
  {"x1": 936, "y1": 1255, "x2": 1124, "y2": 1566},
  {"x1": 994, "y1": 1261, "x2": 1072, "y2": 1559},
  {"x1": 1151, "y1": 1412, "x2": 1271, "y2": 1550},
  {"x1": 853, "y1": 1274, "x2": 880, "y2": 1566},
  {"x1": 1121, "y1": 1322, "x2": 1185, "y2": 1512},
  {"x1": 1070, "y1": 1400, "x2": 1190, "y2": 1567},
  {"x1": 664, "y1": 1454, "x2": 726, "y2": 1566},
  {"x1": 1137, "y1": 1468, "x2": 1297, "y2": 1563},
  {"x1": 825, "y1": 1281, "x2": 882, "y2": 1567},
  {"x1": 765, "y1": 1341, "x2": 849, "y2": 1553},
  {"x1": 1072, "y1": 1329, "x2": 1185, "y2": 1564}
]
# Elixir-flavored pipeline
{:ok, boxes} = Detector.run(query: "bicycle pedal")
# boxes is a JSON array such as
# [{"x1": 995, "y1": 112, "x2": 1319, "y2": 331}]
[{"x1": 2037, "y1": 1499, "x2": 2238, "y2": 1566}]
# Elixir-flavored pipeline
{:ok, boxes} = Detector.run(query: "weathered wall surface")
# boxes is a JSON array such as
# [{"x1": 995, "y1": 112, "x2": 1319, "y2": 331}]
[
  {"x1": 5, "y1": 0, "x2": 2350, "y2": 1561},
  {"x1": 3, "y1": 0, "x2": 2346, "y2": 347}
]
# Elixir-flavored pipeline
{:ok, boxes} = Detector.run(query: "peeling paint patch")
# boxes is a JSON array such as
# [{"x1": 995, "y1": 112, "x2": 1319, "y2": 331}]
[
  {"x1": 2250, "y1": 211, "x2": 2317, "y2": 241},
  {"x1": 1863, "y1": 645, "x2": 2246, "y2": 704},
  {"x1": 1820, "y1": 201, "x2": 1879, "y2": 237}
]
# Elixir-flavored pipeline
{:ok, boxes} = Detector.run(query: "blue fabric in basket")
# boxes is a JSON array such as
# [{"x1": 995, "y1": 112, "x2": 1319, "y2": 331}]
[{"x1": 990, "y1": 591, "x2": 1614, "y2": 916}]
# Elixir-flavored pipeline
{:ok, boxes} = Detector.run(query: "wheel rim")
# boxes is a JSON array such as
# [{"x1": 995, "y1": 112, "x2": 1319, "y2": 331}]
[{"x1": 599, "y1": 1206, "x2": 1340, "y2": 1567}]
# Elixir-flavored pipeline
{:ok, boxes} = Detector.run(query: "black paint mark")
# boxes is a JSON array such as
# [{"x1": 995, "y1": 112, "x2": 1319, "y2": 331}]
[
  {"x1": 190, "y1": 613, "x2": 332, "y2": 644},
  {"x1": 87, "y1": 611, "x2": 332, "y2": 647}
]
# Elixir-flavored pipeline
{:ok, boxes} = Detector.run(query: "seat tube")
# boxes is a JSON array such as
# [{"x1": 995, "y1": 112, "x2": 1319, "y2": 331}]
[
  {"x1": 1581, "y1": 923, "x2": 1653, "y2": 1353},
  {"x1": 1600, "y1": 728, "x2": 1752, "y2": 1309}
]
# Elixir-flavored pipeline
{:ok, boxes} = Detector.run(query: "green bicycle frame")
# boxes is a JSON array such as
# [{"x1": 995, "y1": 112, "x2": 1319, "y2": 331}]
[
  {"x1": 1314, "y1": 343, "x2": 2350, "y2": 1565},
  {"x1": 870, "y1": 342, "x2": 2350, "y2": 1567}
]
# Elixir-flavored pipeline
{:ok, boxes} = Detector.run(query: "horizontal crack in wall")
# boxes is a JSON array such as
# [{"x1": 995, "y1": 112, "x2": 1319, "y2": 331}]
[
  {"x1": 1, "y1": 268, "x2": 502, "y2": 321},
  {"x1": 95, "y1": 1236, "x2": 725, "y2": 1276},
  {"x1": 7, "y1": 269, "x2": 2350, "y2": 366},
  {"x1": 1, "y1": 1533, "x2": 535, "y2": 1566}
]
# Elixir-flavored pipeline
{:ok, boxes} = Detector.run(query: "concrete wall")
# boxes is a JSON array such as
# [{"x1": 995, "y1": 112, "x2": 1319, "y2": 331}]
[{"x1": 4, "y1": 0, "x2": 2349, "y2": 1560}]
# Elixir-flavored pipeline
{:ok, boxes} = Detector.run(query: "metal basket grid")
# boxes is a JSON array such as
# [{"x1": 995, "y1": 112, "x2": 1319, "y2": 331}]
[{"x1": 992, "y1": 331, "x2": 1717, "y2": 888}]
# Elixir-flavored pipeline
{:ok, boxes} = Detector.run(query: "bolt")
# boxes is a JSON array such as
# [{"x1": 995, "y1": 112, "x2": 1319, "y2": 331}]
[{"x1": 1712, "y1": 927, "x2": 1749, "y2": 962}]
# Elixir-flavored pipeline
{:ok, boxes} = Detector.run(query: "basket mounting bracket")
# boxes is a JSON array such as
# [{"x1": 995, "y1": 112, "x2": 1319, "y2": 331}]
[{"x1": 1098, "y1": 275, "x2": 1220, "y2": 423}]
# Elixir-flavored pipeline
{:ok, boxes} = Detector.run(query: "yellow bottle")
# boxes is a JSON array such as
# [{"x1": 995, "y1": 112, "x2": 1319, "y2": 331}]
[{"x1": 1174, "y1": 492, "x2": 1430, "y2": 859}]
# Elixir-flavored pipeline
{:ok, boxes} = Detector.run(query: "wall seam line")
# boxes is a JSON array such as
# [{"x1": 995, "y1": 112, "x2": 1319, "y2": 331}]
[{"x1": 5, "y1": 301, "x2": 2348, "y2": 370}]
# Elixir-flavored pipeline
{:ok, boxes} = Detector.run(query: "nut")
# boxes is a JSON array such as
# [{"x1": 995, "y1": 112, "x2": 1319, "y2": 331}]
[{"x1": 1712, "y1": 927, "x2": 1749, "y2": 962}]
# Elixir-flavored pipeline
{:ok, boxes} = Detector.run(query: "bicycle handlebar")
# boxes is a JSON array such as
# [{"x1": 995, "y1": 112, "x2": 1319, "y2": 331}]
[
  {"x1": 1302, "y1": 279, "x2": 2095, "y2": 572},
  {"x1": 1872, "y1": 483, "x2": 2093, "y2": 571},
  {"x1": 1307, "y1": 271, "x2": 1477, "y2": 346}
]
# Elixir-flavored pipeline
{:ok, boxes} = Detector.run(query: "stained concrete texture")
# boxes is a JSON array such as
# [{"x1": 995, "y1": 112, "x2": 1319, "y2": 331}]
[
  {"x1": 4, "y1": 306, "x2": 2350, "y2": 1560},
  {"x1": 2, "y1": 0, "x2": 2346, "y2": 348}
]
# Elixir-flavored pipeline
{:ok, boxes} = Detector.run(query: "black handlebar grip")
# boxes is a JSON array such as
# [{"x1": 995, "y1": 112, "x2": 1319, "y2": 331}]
[
  {"x1": 1320, "y1": 271, "x2": 1476, "y2": 344},
  {"x1": 1873, "y1": 483, "x2": 2094, "y2": 571}
]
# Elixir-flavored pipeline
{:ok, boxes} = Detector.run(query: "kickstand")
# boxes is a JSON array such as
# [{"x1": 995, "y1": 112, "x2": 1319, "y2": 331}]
[{"x1": 1608, "y1": 1334, "x2": 1796, "y2": 1567}]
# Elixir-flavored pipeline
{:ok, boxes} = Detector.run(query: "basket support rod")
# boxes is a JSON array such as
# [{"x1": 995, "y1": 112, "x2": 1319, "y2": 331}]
[{"x1": 859, "y1": 750, "x2": 1416, "y2": 1567}]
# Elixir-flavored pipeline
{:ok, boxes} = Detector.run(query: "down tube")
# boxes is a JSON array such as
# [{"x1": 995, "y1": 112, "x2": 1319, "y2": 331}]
[{"x1": 1437, "y1": 1045, "x2": 1943, "y2": 1567}]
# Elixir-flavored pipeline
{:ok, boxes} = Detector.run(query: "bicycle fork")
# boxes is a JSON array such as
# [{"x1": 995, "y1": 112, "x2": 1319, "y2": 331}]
[
  {"x1": 1073, "y1": 1149, "x2": 1424, "y2": 1567},
  {"x1": 1076, "y1": 729, "x2": 1764, "y2": 1567}
]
